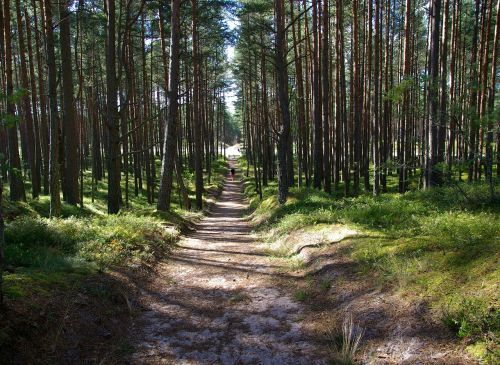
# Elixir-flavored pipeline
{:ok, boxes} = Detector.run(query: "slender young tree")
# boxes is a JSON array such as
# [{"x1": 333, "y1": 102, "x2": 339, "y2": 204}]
[
  {"x1": 192, "y1": 0, "x2": 204, "y2": 210},
  {"x1": 43, "y1": 0, "x2": 61, "y2": 216},
  {"x1": 322, "y1": 0, "x2": 331, "y2": 194},
  {"x1": 33, "y1": 0, "x2": 49, "y2": 194},
  {"x1": 106, "y1": 0, "x2": 121, "y2": 214},
  {"x1": 275, "y1": 0, "x2": 292, "y2": 204},
  {"x1": 59, "y1": 0, "x2": 79, "y2": 205},
  {"x1": 486, "y1": 0, "x2": 499, "y2": 185},
  {"x1": 157, "y1": 0, "x2": 182, "y2": 211},
  {"x1": 15, "y1": 0, "x2": 40, "y2": 199},
  {"x1": 425, "y1": 0, "x2": 442, "y2": 188},
  {"x1": 312, "y1": 0, "x2": 323, "y2": 189},
  {"x1": 400, "y1": 0, "x2": 412, "y2": 192},
  {"x1": 352, "y1": 0, "x2": 361, "y2": 195},
  {"x1": 3, "y1": 0, "x2": 26, "y2": 202}
]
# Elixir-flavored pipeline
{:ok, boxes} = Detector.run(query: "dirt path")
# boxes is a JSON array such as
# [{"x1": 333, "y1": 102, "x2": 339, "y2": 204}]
[{"x1": 129, "y1": 162, "x2": 329, "y2": 364}]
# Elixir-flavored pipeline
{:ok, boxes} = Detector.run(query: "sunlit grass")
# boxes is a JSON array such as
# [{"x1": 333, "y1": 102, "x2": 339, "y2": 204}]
[
  {"x1": 2, "y1": 156, "x2": 228, "y2": 302},
  {"x1": 244, "y1": 171, "x2": 499, "y2": 361}
]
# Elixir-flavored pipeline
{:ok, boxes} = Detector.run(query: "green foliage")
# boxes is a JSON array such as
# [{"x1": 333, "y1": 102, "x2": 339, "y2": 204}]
[
  {"x1": 443, "y1": 297, "x2": 499, "y2": 340},
  {"x1": 293, "y1": 290, "x2": 307, "y2": 302},
  {"x1": 421, "y1": 212, "x2": 498, "y2": 250},
  {"x1": 0, "y1": 88, "x2": 28, "y2": 128},
  {"x1": 245, "y1": 176, "x2": 500, "y2": 353},
  {"x1": 384, "y1": 78, "x2": 414, "y2": 103},
  {"x1": 5, "y1": 215, "x2": 179, "y2": 271}
]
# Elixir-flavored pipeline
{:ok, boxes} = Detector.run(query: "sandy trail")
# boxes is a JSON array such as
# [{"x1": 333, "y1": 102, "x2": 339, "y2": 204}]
[{"x1": 129, "y1": 161, "x2": 328, "y2": 364}]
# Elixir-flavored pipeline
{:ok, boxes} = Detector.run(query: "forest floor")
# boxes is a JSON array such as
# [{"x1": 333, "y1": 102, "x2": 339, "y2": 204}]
[
  {"x1": 126, "y1": 160, "x2": 481, "y2": 365},
  {"x1": 128, "y1": 160, "x2": 330, "y2": 364},
  {"x1": 2, "y1": 157, "x2": 493, "y2": 364}
]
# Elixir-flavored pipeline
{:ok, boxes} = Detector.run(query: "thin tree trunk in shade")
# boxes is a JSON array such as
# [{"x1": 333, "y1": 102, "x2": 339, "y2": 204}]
[
  {"x1": 43, "y1": 0, "x2": 61, "y2": 216},
  {"x1": 15, "y1": 0, "x2": 39, "y2": 199},
  {"x1": 106, "y1": 0, "x2": 121, "y2": 214},
  {"x1": 322, "y1": 0, "x2": 331, "y2": 194},
  {"x1": 59, "y1": 0, "x2": 79, "y2": 205},
  {"x1": 4, "y1": 0, "x2": 26, "y2": 202}
]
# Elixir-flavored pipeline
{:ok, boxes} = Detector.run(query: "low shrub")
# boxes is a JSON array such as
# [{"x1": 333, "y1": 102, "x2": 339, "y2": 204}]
[
  {"x1": 421, "y1": 212, "x2": 498, "y2": 250},
  {"x1": 5, "y1": 214, "x2": 179, "y2": 271},
  {"x1": 443, "y1": 297, "x2": 499, "y2": 340},
  {"x1": 245, "y1": 177, "x2": 500, "y2": 353}
]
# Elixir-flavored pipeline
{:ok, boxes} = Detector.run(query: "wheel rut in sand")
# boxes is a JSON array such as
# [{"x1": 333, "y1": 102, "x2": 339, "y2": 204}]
[{"x1": 129, "y1": 161, "x2": 329, "y2": 364}]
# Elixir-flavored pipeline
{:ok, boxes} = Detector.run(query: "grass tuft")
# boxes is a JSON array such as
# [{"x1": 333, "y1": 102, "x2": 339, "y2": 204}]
[{"x1": 328, "y1": 315, "x2": 364, "y2": 365}]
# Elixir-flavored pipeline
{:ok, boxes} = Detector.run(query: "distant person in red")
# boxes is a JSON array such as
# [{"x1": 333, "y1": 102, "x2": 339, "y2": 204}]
[{"x1": 230, "y1": 168, "x2": 235, "y2": 181}]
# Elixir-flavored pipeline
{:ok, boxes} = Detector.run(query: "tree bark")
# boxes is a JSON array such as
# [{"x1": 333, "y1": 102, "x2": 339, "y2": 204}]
[
  {"x1": 157, "y1": 0, "x2": 182, "y2": 211},
  {"x1": 15, "y1": 0, "x2": 39, "y2": 199},
  {"x1": 425, "y1": 0, "x2": 442, "y2": 188},
  {"x1": 33, "y1": 0, "x2": 50, "y2": 194},
  {"x1": 400, "y1": 0, "x2": 411, "y2": 192},
  {"x1": 43, "y1": 0, "x2": 61, "y2": 216},
  {"x1": 275, "y1": 0, "x2": 291, "y2": 204},
  {"x1": 192, "y1": 0, "x2": 204, "y2": 210},
  {"x1": 4, "y1": 0, "x2": 26, "y2": 202},
  {"x1": 106, "y1": 0, "x2": 121, "y2": 213},
  {"x1": 322, "y1": 0, "x2": 331, "y2": 194},
  {"x1": 312, "y1": 0, "x2": 323, "y2": 189},
  {"x1": 352, "y1": 0, "x2": 361, "y2": 195},
  {"x1": 59, "y1": 0, "x2": 79, "y2": 205}
]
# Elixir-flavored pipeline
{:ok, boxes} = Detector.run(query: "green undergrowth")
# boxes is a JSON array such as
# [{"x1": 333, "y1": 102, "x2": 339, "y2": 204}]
[
  {"x1": 1, "y1": 157, "x2": 229, "y2": 359},
  {"x1": 2, "y1": 156, "x2": 229, "y2": 301},
  {"x1": 3, "y1": 214, "x2": 180, "y2": 299},
  {"x1": 244, "y1": 175, "x2": 499, "y2": 363}
]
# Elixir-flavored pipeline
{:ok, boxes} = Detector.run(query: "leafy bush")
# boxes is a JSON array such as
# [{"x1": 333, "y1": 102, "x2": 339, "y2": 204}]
[{"x1": 443, "y1": 297, "x2": 499, "y2": 340}]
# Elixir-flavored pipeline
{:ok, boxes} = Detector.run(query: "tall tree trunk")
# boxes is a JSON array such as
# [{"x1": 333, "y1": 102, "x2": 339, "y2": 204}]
[
  {"x1": 352, "y1": 0, "x2": 361, "y2": 195},
  {"x1": 4, "y1": 0, "x2": 26, "y2": 202},
  {"x1": 446, "y1": 0, "x2": 459, "y2": 172},
  {"x1": 275, "y1": 0, "x2": 291, "y2": 204},
  {"x1": 363, "y1": 0, "x2": 373, "y2": 191},
  {"x1": 25, "y1": 6, "x2": 43, "y2": 199},
  {"x1": 192, "y1": 0, "x2": 203, "y2": 210},
  {"x1": 322, "y1": 0, "x2": 331, "y2": 194},
  {"x1": 467, "y1": 0, "x2": 480, "y2": 183},
  {"x1": 372, "y1": 0, "x2": 381, "y2": 195},
  {"x1": 337, "y1": 0, "x2": 349, "y2": 196},
  {"x1": 33, "y1": 0, "x2": 49, "y2": 194},
  {"x1": 59, "y1": 0, "x2": 79, "y2": 205},
  {"x1": 290, "y1": 0, "x2": 305, "y2": 187},
  {"x1": 15, "y1": 0, "x2": 39, "y2": 199},
  {"x1": 312, "y1": 0, "x2": 323, "y2": 189},
  {"x1": 106, "y1": 0, "x2": 121, "y2": 213},
  {"x1": 438, "y1": 0, "x2": 450, "y2": 165},
  {"x1": 157, "y1": 0, "x2": 181, "y2": 211},
  {"x1": 400, "y1": 0, "x2": 411, "y2": 192},
  {"x1": 425, "y1": 0, "x2": 442, "y2": 188},
  {"x1": 486, "y1": 0, "x2": 499, "y2": 186},
  {"x1": 43, "y1": 0, "x2": 61, "y2": 215}
]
